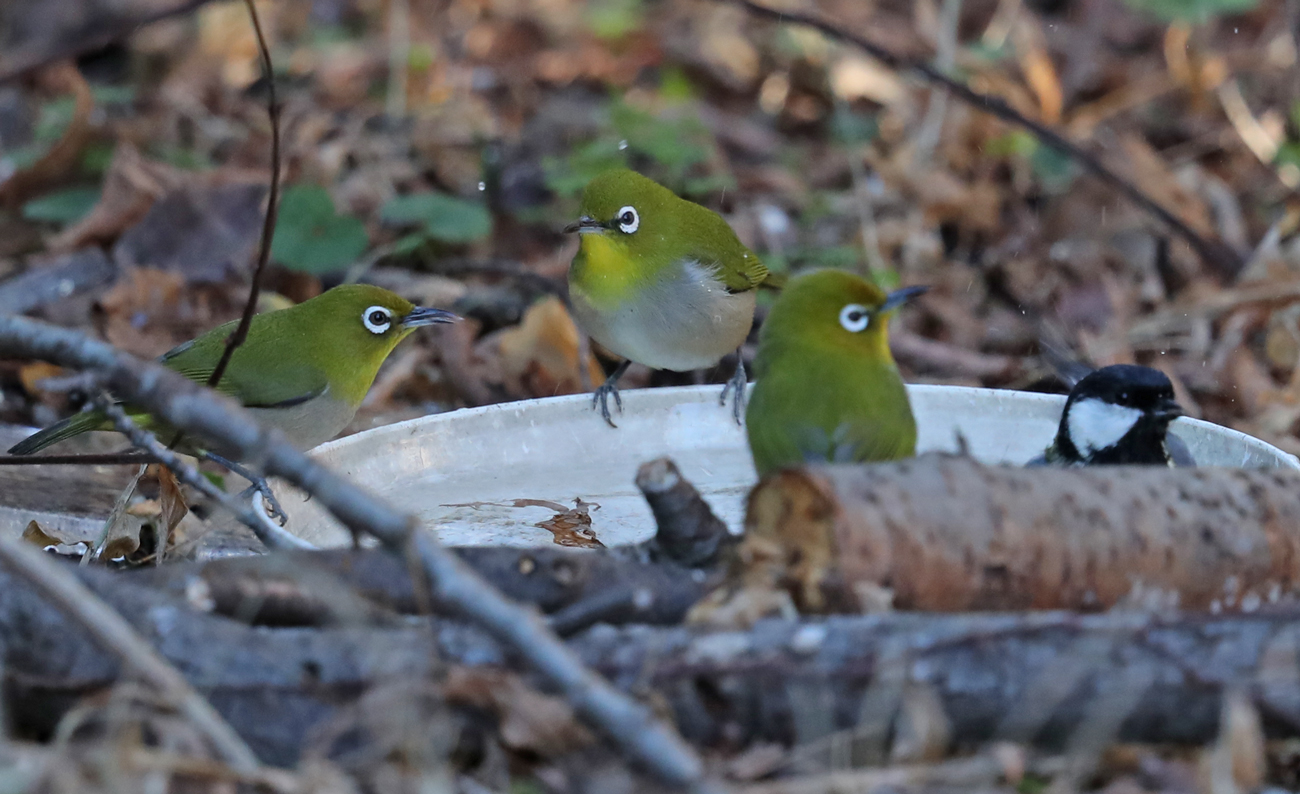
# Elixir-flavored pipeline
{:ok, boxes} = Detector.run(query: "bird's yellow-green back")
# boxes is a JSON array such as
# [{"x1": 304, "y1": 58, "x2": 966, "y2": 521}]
[
  {"x1": 568, "y1": 169, "x2": 772, "y2": 310},
  {"x1": 9, "y1": 284, "x2": 443, "y2": 454},
  {"x1": 745, "y1": 270, "x2": 919, "y2": 475}
]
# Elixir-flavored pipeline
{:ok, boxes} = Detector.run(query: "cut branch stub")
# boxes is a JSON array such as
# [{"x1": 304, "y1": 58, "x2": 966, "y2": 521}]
[{"x1": 741, "y1": 454, "x2": 1300, "y2": 613}]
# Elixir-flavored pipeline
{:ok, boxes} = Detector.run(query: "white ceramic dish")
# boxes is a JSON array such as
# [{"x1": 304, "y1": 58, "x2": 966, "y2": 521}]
[{"x1": 277, "y1": 384, "x2": 1300, "y2": 549}]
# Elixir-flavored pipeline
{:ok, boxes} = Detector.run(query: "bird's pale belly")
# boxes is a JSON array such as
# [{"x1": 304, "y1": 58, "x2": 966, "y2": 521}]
[
  {"x1": 570, "y1": 273, "x2": 756, "y2": 372},
  {"x1": 249, "y1": 394, "x2": 358, "y2": 450}
]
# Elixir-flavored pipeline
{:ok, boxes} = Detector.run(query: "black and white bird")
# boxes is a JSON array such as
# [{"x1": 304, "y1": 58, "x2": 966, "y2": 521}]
[{"x1": 1029, "y1": 364, "x2": 1194, "y2": 467}]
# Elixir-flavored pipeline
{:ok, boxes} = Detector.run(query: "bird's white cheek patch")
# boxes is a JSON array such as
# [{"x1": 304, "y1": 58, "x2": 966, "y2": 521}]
[{"x1": 1066, "y1": 398, "x2": 1143, "y2": 454}]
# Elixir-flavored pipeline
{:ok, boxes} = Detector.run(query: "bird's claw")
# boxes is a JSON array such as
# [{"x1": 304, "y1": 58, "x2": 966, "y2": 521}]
[
  {"x1": 720, "y1": 358, "x2": 747, "y2": 426},
  {"x1": 592, "y1": 380, "x2": 623, "y2": 428},
  {"x1": 241, "y1": 481, "x2": 288, "y2": 526}
]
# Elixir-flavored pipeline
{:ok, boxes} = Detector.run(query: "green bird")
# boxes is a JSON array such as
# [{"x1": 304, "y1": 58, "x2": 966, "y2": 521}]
[
  {"x1": 10, "y1": 284, "x2": 457, "y2": 513},
  {"x1": 564, "y1": 168, "x2": 776, "y2": 426},
  {"x1": 745, "y1": 269, "x2": 925, "y2": 476}
]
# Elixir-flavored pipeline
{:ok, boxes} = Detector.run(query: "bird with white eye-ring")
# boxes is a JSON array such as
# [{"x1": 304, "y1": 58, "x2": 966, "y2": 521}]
[
  {"x1": 839, "y1": 304, "x2": 870, "y2": 333},
  {"x1": 745, "y1": 269, "x2": 927, "y2": 476},
  {"x1": 363, "y1": 306, "x2": 394, "y2": 334},
  {"x1": 564, "y1": 168, "x2": 781, "y2": 427}
]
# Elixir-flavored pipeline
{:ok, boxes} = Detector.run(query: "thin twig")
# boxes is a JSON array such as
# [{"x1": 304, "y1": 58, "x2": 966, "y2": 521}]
[
  {"x1": 721, "y1": 0, "x2": 1245, "y2": 279},
  {"x1": 206, "y1": 0, "x2": 281, "y2": 392},
  {"x1": 0, "y1": 534, "x2": 260, "y2": 771},
  {"x1": 0, "y1": 452, "x2": 151, "y2": 466},
  {"x1": 0, "y1": 316, "x2": 717, "y2": 794},
  {"x1": 91, "y1": 394, "x2": 315, "y2": 552}
]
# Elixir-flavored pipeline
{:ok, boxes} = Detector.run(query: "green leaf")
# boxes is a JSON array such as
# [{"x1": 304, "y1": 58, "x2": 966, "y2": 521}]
[
  {"x1": 380, "y1": 192, "x2": 492, "y2": 243},
  {"x1": 271, "y1": 185, "x2": 369, "y2": 274},
  {"x1": 586, "y1": 0, "x2": 643, "y2": 40},
  {"x1": 830, "y1": 106, "x2": 879, "y2": 146},
  {"x1": 21, "y1": 186, "x2": 101, "y2": 225},
  {"x1": 1121, "y1": 0, "x2": 1260, "y2": 22}
]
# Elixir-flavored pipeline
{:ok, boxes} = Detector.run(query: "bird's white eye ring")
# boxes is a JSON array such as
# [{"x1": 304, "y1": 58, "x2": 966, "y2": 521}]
[
  {"x1": 839, "y1": 303, "x2": 870, "y2": 333},
  {"x1": 616, "y1": 205, "x2": 639, "y2": 234},
  {"x1": 362, "y1": 306, "x2": 392, "y2": 334}
]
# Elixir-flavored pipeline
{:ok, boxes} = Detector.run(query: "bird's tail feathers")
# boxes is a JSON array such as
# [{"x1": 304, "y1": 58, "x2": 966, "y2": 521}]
[{"x1": 7, "y1": 410, "x2": 108, "y2": 455}]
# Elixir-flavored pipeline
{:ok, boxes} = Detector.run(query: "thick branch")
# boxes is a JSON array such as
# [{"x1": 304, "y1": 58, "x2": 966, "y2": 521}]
[
  {"x1": 0, "y1": 315, "x2": 712, "y2": 793},
  {"x1": 0, "y1": 536, "x2": 259, "y2": 771},
  {"x1": 4, "y1": 561, "x2": 1300, "y2": 762},
  {"x1": 742, "y1": 454, "x2": 1300, "y2": 612}
]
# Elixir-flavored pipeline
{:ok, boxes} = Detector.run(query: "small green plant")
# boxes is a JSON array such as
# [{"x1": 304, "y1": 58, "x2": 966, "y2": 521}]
[
  {"x1": 986, "y1": 131, "x2": 1078, "y2": 194},
  {"x1": 1121, "y1": 0, "x2": 1259, "y2": 22},
  {"x1": 542, "y1": 95, "x2": 733, "y2": 208},
  {"x1": 271, "y1": 185, "x2": 369, "y2": 274},
  {"x1": 379, "y1": 191, "x2": 493, "y2": 246},
  {"x1": 585, "y1": 0, "x2": 643, "y2": 40},
  {"x1": 21, "y1": 186, "x2": 100, "y2": 225}
]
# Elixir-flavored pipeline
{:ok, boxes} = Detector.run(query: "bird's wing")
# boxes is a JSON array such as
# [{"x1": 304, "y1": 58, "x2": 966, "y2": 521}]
[
  {"x1": 695, "y1": 245, "x2": 770, "y2": 293},
  {"x1": 159, "y1": 324, "x2": 330, "y2": 409}
]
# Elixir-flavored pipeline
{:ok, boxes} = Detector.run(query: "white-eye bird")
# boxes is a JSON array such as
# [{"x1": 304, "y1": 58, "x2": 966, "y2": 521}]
[
  {"x1": 564, "y1": 169, "x2": 776, "y2": 426},
  {"x1": 745, "y1": 269, "x2": 926, "y2": 476},
  {"x1": 10, "y1": 284, "x2": 458, "y2": 516}
]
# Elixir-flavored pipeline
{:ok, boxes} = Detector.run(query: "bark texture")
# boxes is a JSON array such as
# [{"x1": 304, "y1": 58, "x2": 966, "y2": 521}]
[
  {"x1": 743, "y1": 455, "x2": 1300, "y2": 612},
  {"x1": 6, "y1": 560, "x2": 1300, "y2": 765}
]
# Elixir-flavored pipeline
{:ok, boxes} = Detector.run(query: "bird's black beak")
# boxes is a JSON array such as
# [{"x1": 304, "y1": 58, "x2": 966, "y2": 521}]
[
  {"x1": 563, "y1": 216, "x2": 604, "y2": 234},
  {"x1": 880, "y1": 285, "x2": 929, "y2": 313},
  {"x1": 1154, "y1": 397, "x2": 1184, "y2": 422},
  {"x1": 401, "y1": 307, "x2": 460, "y2": 328}
]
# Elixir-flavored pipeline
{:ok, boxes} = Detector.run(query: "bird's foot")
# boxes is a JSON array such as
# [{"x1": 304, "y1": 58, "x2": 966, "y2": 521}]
[
  {"x1": 591, "y1": 361, "x2": 631, "y2": 428},
  {"x1": 240, "y1": 480, "x2": 288, "y2": 526},
  {"x1": 592, "y1": 378, "x2": 624, "y2": 428},
  {"x1": 719, "y1": 354, "x2": 747, "y2": 426},
  {"x1": 204, "y1": 451, "x2": 288, "y2": 526}
]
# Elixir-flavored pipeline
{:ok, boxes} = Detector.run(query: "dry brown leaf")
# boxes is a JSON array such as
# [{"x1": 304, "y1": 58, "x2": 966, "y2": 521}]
[
  {"x1": 17, "y1": 362, "x2": 65, "y2": 398},
  {"x1": 98, "y1": 267, "x2": 190, "y2": 358},
  {"x1": 50, "y1": 144, "x2": 186, "y2": 252},
  {"x1": 0, "y1": 61, "x2": 93, "y2": 209},
  {"x1": 154, "y1": 465, "x2": 189, "y2": 562},
  {"x1": 443, "y1": 667, "x2": 594, "y2": 757},
  {"x1": 1013, "y1": 16, "x2": 1062, "y2": 125},
  {"x1": 22, "y1": 520, "x2": 87, "y2": 555},
  {"x1": 443, "y1": 498, "x2": 605, "y2": 548},
  {"x1": 496, "y1": 297, "x2": 602, "y2": 399},
  {"x1": 1118, "y1": 134, "x2": 1216, "y2": 239}
]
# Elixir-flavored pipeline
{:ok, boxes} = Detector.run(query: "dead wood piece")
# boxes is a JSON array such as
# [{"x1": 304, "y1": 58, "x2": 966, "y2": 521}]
[
  {"x1": 742, "y1": 454, "x2": 1300, "y2": 613},
  {"x1": 0, "y1": 535, "x2": 259, "y2": 771},
  {"x1": 10, "y1": 560, "x2": 1300, "y2": 762},
  {"x1": 130, "y1": 547, "x2": 716, "y2": 629},
  {"x1": 636, "y1": 457, "x2": 735, "y2": 568}
]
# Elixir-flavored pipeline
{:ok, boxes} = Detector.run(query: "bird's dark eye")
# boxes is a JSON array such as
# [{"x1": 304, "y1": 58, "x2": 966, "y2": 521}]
[
  {"x1": 839, "y1": 303, "x2": 870, "y2": 333},
  {"x1": 616, "y1": 205, "x2": 640, "y2": 234},
  {"x1": 362, "y1": 306, "x2": 392, "y2": 334}
]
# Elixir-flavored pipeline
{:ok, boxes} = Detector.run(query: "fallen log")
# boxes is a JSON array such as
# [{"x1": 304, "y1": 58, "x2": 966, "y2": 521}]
[
  {"x1": 5, "y1": 560, "x2": 1300, "y2": 765},
  {"x1": 129, "y1": 546, "x2": 717, "y2": 630},
  {"x1": 739, "y1": 454, "x2": 1300, "y2": 612}
]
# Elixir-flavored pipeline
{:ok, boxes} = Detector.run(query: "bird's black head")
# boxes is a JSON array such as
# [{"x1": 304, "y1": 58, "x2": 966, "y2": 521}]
[{"x1": 1054, "y1": 364, "x2": 1183, "y2": 465}]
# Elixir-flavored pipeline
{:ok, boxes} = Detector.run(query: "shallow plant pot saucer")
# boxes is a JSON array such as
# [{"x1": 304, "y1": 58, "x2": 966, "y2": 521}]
[{"x1": 279, "y1": 384, "x2": 1300, "y2": 549}]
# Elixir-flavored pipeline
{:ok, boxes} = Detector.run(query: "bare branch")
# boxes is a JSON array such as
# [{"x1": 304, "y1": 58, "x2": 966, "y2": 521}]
[
  {"x1": 91, "y1": 394, "x2": 314, "y2": 552},
  {"x1": 205, "y1": 0, "x2": 281, "y2": 392},
  {"x1": 0, "y1": 533, "x2": 260, "y2": 771}
]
